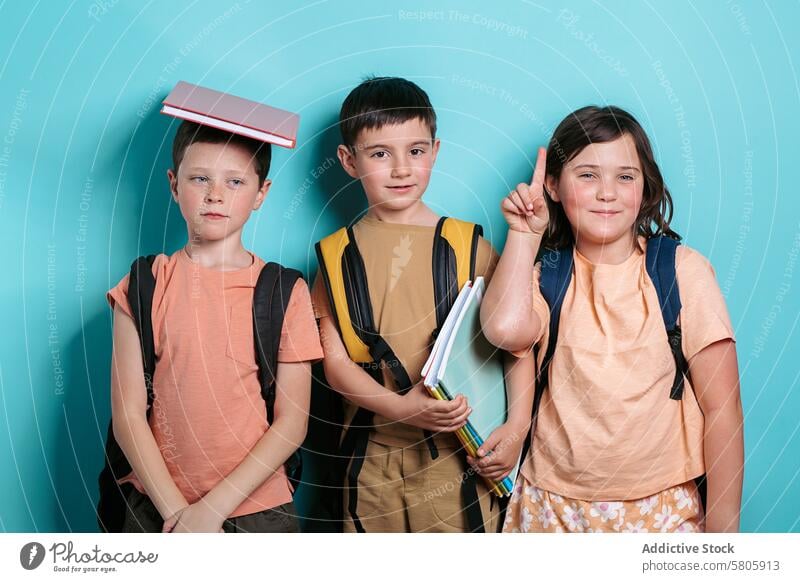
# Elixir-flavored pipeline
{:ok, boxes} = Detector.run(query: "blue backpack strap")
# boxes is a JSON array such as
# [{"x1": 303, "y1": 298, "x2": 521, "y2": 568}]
[
  {"x1": 645, "y1": 236, "x2": 705, "y2": 509},
  {"x1": 532, "y1": 247, "x2": 574, "y2": 416},
  {"x1": 539, "y1": 248, "x2": 574, "y2": 384},
  {"x1": 645, "y1": 236, "x2": 689, "y2": 400}
]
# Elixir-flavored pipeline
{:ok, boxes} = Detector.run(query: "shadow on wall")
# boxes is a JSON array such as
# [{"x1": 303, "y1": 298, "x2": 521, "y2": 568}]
[
  {"x1": 293, "y1": 113, "x2": 372, "y2": 532},
  {"x1": 310, "y1": 112, "x2": 365, "y2": 234}
]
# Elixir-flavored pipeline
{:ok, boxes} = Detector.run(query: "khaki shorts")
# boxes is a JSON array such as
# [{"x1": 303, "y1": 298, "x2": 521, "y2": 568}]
[
  {"x1": 121, "y1": 487, "x2": 299, "y2": 533},
  {"x1": 343, "y1": 439, "x2": 503, "y2": 533}
]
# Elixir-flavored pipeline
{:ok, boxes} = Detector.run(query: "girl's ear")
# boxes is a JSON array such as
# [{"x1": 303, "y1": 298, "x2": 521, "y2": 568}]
[
  {"x1": 167, "y1": 169, "x2": 179, "y2": 202},
  {"x1": 337, "y1": 144, "x2": 359, "y2": 179},
  {"x1": 545, "y1": 175, "x2": 560, "y2": 203},
  {"x1": 253, "y1": 178, "x2": 271, "y2": 210}
]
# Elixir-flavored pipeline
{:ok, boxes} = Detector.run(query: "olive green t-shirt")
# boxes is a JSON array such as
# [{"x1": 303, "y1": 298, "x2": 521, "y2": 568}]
[{"x1": 311, "y1": 215, "x2": 499, "y2": 448}]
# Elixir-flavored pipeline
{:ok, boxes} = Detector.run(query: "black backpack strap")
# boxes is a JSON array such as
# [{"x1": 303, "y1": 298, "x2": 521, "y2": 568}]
[
  {"x1": 432, "y1": 217, "x2": 460, "y2": 331},
  {"x1": 97, "y1": 255, "x2": 157, "y2": 532},
  {"x1": 128, "y1": 255, "x2": 158, "y2": 411},
  {"x1": 253, "y1": 262, "x2": 304, "y2": 490},
  {"x1": 461, "y1": 467, "x2": 486, "y2": 533},
  {"x1": 432, "y1": 217, "x2": 483, "y2": 335},
  {"x1": 341, "y1": 226, "x2": 414, "y2": 393},
  {"x1": 253, "y1": 262, "x2": 302, "y2": 424},
  {"x1": 343, "y1": 405, "x2": 375, "y2": 533},
  {"x1": 645, "y1": 236, "x2": 688, "y2": 400}
]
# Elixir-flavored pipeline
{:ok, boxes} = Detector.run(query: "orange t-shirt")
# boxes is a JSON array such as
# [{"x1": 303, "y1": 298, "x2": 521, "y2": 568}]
[
  {"x1": 516, "y1": 241, "x2": 735, "y2": 500},
  {"x1": 107, "y1": 250, "x2": 323, "y2": 517}
]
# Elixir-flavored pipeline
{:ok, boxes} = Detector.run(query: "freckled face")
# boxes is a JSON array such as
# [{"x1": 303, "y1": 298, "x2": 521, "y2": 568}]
[{"x1": 168, "y1": 141, "x2": 269, "y2": 241}]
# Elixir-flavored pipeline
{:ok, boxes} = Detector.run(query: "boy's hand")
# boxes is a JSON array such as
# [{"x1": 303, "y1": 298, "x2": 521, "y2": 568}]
[
  {"x1": 467, "y1": 420, "x2": 529, "y2": 482},
  {"x1": 501, "y1": 147, "x2": 549, "y2": 235},
  {"x1": 163, "y1": 502, "x2": 225, "y2": 533},
  {"x1": 398, "y1": 381, "x2": 472, "y2": 433},
  {"x1": 162, "y1": 506, "x2": 187, "y2": 533}
]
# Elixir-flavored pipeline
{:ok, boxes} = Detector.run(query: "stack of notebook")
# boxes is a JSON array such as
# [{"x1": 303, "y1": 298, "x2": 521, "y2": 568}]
[{"x1": 422, "y1": 277, "x2": 520, "y2": 497}]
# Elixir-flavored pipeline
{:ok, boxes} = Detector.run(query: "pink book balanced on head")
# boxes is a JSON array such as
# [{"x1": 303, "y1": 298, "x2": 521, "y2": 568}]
[{"x1": 161, "y1": 81, "x2": 300, "y2": 148}]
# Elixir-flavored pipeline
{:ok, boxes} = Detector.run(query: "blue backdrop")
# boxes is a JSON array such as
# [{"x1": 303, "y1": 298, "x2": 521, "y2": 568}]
[{"x1": 1, "y1": 0, "x2": 798, "y2": 532}]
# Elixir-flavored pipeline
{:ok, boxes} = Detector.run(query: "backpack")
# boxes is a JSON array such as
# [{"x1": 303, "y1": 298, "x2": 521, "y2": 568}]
[
  {"x1": 314, "y1": 216, "x2": 491, "y2": 532},
  {"x1": 528, "y1": 235, "x2": 706, "y2": 508},
  {"x1": 96, "y1": 255, "x2": 303, "y2": 533}
]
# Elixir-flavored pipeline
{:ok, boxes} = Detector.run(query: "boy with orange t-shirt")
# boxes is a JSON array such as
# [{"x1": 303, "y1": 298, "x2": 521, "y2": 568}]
[{"x1": 107, "y1": 121, "x2": 322, "y2": 533}]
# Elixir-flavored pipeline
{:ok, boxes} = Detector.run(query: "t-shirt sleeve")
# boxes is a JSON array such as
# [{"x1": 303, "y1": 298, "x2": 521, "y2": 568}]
[
  {"x1": 106, "y1": 255, "x2": 166, "y2": 320},
  {"x1": 676, "y1": 246, "x2": 736, "y2": 362},
  {"x1": 107, "y1": 273, "x2": 133, "y2": 319},
  {"x1": 310, "y1": 269, "x2": 332, "y2": 320},
  {"x1": 277, "y1": 278, "x2": 325, "y2": 363},
  {"x1": 510, "y1": 260, "x2": 550, "y2": 358}
]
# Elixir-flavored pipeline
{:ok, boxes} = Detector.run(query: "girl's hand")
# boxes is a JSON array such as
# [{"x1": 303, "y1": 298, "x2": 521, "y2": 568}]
[
  {"x1": 163, "y1": 502, "x2": 225, "y2": 533},
  {"x1": 397, "y1": 382, "x2": 472, "y2": 433},
  {"x1": 501, "y1": 147, "x2": 549, "y2": 235},
  {"x1": 467, "y1": 420, "x2": 529, "y2": 481}
]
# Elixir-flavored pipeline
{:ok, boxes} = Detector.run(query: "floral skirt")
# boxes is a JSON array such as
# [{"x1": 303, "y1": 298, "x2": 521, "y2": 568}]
[{"x1": 502, "y1": 473, "x2": 705, "y2": 533}]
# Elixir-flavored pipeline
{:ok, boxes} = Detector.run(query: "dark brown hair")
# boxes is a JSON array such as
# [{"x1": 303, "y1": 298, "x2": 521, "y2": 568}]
[
  {"x1": 543, "y1": 105, "x2": 679, "y2": 250},
  {"x1": 339, "y1": 76, "x2": 437, "y2": 148},
  {"x1": 171, "y1": 121, "x2": 271, "y2": 183}
]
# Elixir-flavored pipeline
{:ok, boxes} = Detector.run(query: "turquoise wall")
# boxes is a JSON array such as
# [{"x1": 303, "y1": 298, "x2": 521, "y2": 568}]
[{"x1": 1, "y1": 0, "x2": 798, "y2": 531}]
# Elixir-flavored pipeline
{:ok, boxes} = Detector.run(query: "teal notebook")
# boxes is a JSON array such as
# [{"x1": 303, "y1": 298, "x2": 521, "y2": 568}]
[{"x1": 423, "y1": 277, "x2": 521, "y2": 488}]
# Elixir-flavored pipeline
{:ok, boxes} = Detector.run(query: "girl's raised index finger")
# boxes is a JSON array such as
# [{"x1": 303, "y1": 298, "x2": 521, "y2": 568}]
[{"x1": 530, "y1": 146, "x2": 547, "y2": 188}]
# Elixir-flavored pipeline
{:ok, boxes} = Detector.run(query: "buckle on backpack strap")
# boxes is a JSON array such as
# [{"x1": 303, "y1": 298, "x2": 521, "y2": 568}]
[{"x1": 667, "y1": 327, "x2": 688, "y2": 400}]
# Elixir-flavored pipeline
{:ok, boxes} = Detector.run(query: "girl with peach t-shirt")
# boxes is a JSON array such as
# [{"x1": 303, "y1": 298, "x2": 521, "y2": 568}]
[{"x1": 477, "y1": 106, "x2": 743, "y2": 533}]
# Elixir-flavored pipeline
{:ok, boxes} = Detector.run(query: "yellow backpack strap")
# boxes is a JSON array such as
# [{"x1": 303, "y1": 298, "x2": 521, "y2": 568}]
[
  {"x1": 315, "y1": 228, "x2": 372, "y2": 363},
  {"x1": 432, "y1": 217, "x2": 483, "y2": 330}
]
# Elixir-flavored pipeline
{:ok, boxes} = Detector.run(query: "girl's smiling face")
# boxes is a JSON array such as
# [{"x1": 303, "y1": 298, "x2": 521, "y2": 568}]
[{"x1": 546, "y1": 133, "x2": 644, "y2": 262}]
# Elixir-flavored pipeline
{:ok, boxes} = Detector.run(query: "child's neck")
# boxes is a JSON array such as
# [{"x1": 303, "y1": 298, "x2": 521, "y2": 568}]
[
  {"x1": 575, "y1": 234, "x2": 638, "y2": 265},
  {"x1": 366, "y1": 201, "x2": 439, "y2": 227},
  {"x1": 183, "y1": 232, "x2": 252, "y2": 271}
]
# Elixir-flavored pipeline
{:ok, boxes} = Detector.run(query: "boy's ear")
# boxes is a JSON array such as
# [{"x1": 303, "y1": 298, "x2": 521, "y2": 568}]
[
  {"x1": 167, "y1": 169, "x2": 179, "y2": 202},
  {"x1": 337, "y1": 144, "x2": 359, "y2": 179},
  {"x1": 430, "y1": 138, "x2": 440, "y2": 162},
  {"x1": 544, "y1": 175, "x2": 560, "y2": 203},
  {"x1": 253, "y1": 178, "x2": 272, "y2": 209}
]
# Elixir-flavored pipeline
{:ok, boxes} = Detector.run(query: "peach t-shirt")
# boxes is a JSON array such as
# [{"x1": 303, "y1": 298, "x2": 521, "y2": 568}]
[
  {"x1": 107, "y1": 249, "x2": 323, "y2": 517},
  {"x1": 517, "y1": 241, "x2": 735, "y2": 500}
]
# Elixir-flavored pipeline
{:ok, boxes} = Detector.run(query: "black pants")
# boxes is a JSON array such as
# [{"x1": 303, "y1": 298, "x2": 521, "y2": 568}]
[{"x1": 121, "y1": 487, "x2": 299, "y2": 533}]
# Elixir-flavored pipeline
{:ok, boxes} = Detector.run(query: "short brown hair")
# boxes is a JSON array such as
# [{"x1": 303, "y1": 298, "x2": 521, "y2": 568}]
[
  {"x1": 543, "y1": 105, "x2": 680, "y2": 250},
  {"x1": 171, "y1": 121, "x2": 271, "y2": 183},
  {"x1": 339, "y1": 76, "x2": 437, "y2": 148}
]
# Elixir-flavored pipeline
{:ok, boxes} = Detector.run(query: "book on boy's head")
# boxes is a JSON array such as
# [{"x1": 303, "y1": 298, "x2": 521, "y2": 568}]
[
  {"x1": 161, "y1": 81, "x2": 300, "y2": 148},
  {"x1": 423, "y1": 277, "x2": 522, "y2": 496}
]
